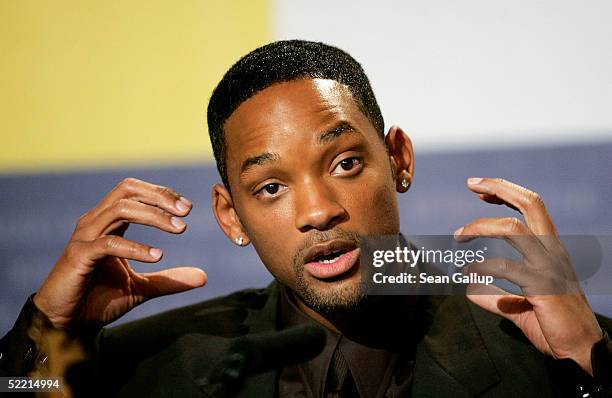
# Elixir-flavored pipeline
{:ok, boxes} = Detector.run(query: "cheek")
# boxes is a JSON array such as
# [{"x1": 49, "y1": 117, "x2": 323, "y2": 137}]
[
  {"x1": 239, "y1": 208, "x2": 299, "y2": 284},
  {"x1": 343, "y1": 173, "x2": 400, "y2": 235},
  {"x1": 371, "y1": 183, "x2": 400, "y2": 234}
]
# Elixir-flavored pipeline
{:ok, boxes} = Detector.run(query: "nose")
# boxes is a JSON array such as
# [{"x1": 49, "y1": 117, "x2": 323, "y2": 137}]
[{"x1": 294, "y1": 178, "x2": 348, "y2": 232}]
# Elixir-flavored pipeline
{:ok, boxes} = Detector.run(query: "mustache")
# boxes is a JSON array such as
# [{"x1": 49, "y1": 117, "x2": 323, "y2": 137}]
[{"x1": 293, "y1": 228, "x2": 362, "y2": 269}]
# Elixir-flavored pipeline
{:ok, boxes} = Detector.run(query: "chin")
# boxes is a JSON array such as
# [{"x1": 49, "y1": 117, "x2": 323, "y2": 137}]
[{"x1": 298, "y1": 275, "x2": 366, "y2": 315}]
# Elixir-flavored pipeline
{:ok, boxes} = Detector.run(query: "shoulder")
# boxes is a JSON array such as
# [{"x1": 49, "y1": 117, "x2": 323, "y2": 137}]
[
  {"x1": 100, "y1": 284, "x2": 278, "y2": 354},
  {"x1": 416, "y1": 295, "x2": 552, "y2": 396},
  {"x1": 94, "y1": 284, "x2": 280, "y2": 396},
  {"x1": 429, "y1": 294, "x2": 612, "y2": 344},
  {"x1": 421, "y1": 295, "x2": 612, "y2": 394}
]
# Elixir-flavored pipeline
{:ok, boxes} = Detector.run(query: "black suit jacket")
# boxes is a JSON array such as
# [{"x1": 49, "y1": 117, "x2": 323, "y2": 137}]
[
  {"x1": 2, "y1": 281, "x2": 611, "y2": 397},
  {"x1": 87, "y1": 282, "x2": 611, "y2": 397}
]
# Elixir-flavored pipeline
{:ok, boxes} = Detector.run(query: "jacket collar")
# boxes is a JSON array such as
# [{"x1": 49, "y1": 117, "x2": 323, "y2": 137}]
[
  {"x1": 237, "y1": 284, "x2": 504, "y2": 396},
  {"x1": 243, "y1": 281, "x2": 282, "y2": 334}
]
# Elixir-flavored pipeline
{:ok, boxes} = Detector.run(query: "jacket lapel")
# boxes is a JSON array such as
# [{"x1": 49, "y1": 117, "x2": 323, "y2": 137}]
[{"x1": 413, "y1": 295, "x2": 501, "y2": 396}]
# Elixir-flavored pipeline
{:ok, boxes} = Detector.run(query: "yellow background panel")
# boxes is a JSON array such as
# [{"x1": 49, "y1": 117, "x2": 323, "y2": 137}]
[{"x1": 0, "y1": 0, "x2": 270, "y2": 173}]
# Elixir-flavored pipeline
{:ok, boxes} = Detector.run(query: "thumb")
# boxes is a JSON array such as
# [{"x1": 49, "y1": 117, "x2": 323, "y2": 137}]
[
  {"x1": 466, "y1": 283, "x2": 530, "y2": 325},
  {"x1": 135, "y1": 266, "x2": 207, "y2": 301}
]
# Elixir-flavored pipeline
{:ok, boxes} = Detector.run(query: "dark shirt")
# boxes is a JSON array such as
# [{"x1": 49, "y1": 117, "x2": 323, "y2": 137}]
[{"x1": 277, "y1": 286, "x2": 421, "y2": 398}]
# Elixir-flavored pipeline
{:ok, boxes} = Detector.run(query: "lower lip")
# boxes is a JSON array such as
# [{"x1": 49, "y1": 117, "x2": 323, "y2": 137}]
[{"x1": 304, "y1": 248, "x2": 361, "y2": 280}]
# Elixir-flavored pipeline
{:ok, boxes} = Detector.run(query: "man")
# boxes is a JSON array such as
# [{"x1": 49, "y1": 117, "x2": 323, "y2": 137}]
[{"x1": 1, "y1": 40, "x2": 611, "y2": 397}]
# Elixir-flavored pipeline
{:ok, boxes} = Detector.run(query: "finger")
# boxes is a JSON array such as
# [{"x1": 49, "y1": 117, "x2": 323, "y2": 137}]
[
  {"x1": 454, "y1": 217, "x2": 547, "y2": 263},
  {"x1": 466, "y1": 177, "x2": 556, "y2": 236},
  {"x1": 134, "y1": 267, "x2": 207, "y2": 300},
  {"x1": 77, "y1": 198, "x2": 187, "y2": 240},
  {"x1": 477, "y1": 193, "x2": 518, "y2": 211},
  {"x1": 78, "y1": 178, "x2": 192, "y2": 227},
  {"x1": 465, "y1": 257, "x2": 534, "y2": 288},
  {"x1": 466, "y1": 283, "x2": 531, "y2": 325},
  {"x1": 73, "y1": 236, "x2": 164, "y2": 266}
]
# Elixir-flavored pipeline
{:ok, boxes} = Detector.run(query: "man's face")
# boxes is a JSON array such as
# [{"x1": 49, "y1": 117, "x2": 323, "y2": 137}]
[{"x1": 223, "y1": 78, "x2": 401, "y2": 313}]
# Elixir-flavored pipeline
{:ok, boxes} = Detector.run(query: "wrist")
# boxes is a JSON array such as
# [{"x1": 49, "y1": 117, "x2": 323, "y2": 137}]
[
  {"x1": 33, "y1": 291, "x2": 69, "y2": 330},
  {"x1": 563, "y1": 327, "x2": 604, "y2": 376},
  {"x1": 551, "y1": 328, "x2": 611, "y2": 397}
]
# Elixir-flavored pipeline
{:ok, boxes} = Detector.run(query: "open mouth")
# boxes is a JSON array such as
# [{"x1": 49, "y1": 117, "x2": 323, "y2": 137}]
[
  {"x1": 313, "y1": 249, "x2": 350, "y2": 264},
  {"x1": 303, "y1": 240, "x2": 360, "y2": 280}
]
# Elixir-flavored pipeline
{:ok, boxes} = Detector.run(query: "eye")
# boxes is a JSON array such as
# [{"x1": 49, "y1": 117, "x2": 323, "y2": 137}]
[
  {"x1": 263, "y1": 183, "x2": 279, "y2": 194},
  {"x1": 255, "y1": 182, "x2": 286, "y2": 199},
  {"x1": 332, "y1": 156, "x2": 363, "y2": 175}
]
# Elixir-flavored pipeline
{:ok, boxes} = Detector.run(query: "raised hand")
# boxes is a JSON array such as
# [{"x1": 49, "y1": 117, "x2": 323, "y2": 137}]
[
  {"x1": 454, "y1": 177, "x2": 603, "y2": 375},
  {"x1": 33, "y1": 178, "x2": 207, "y2": 330}
]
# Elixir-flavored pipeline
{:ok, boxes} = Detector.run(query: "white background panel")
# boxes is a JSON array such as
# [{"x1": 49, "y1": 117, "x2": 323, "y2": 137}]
[{"x1": 275, "y1": 0, "x2": 612, "y2": 152}]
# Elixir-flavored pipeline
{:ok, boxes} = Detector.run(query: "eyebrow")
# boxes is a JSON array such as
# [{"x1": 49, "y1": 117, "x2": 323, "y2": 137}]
[
  {"x1": 239, "y1": 122, "x2": 361, "y2": 176},
  {"x1": 240, "y1": 152, "x2": 280, "y2": 175},
  {"x1": 317, "y1": 122, "x2": 360, "y2": 144}
]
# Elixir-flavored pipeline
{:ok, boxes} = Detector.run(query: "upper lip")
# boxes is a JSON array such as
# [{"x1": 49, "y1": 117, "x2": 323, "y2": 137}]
[{"x1": 303, "y1": 239, "x2": 358, "y2": 264}]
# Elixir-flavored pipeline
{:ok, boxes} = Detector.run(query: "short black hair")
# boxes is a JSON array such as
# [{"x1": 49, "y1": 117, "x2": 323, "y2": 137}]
[{"x1": 207, "y1": 39, "x2": 385, "y2": 190}]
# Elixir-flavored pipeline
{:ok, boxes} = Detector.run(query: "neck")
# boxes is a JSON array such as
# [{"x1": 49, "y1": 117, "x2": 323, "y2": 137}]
[{"x1": 288, "y1": 289, "x2": 420, "y2": 349}]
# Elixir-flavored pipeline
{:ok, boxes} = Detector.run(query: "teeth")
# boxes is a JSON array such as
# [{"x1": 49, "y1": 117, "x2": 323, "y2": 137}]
[{"x1": 320, "y1": 255, "x2": 341, "y2": 264}]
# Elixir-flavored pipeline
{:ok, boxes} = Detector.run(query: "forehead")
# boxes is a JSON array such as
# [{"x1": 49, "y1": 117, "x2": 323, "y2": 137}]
[{"x1": 223, "y1": 78, "x2": 376, "y2": 169}]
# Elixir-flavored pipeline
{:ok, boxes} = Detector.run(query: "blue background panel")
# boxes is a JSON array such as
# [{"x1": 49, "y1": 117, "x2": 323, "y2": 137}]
[{"x1": 1, "y1": 143, "x2": 611, "y2": 334}]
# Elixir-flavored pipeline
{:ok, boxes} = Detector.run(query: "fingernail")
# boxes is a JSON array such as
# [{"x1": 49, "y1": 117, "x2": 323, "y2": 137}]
[
  {"x1": 176, "y1": 197, "x2": 191, "y2": 212},
  {"x1": 171, "y1": 216, "x2": 186, "y2": 229},
  {"x1": 149, "y1": 247, "x2": 163, "y2": 259},
  {"x1": 453, "y1": 227, "x2": 464, "y2": 238},
  {"x1": 467, "y1": 177, "x2": 483, "y2": 185}
]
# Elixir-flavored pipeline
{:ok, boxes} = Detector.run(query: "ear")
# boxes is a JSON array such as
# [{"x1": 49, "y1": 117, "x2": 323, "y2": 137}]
[
  {"x1": 384, "y1": 125, "x2": 414, "y2": 193},
  {"x1": 212, "y1": 184, "x2": 251, "y2": 246}
]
